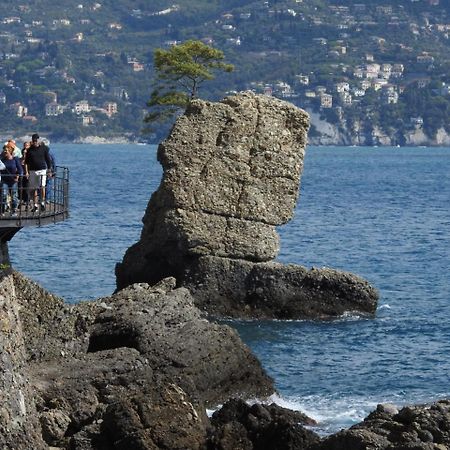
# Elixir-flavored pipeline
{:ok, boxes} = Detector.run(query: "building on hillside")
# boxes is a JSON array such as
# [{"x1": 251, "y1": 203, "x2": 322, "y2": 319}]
[
  {"x1": 353, "y1": 67, "x2": 364, "y2": 78},
  {"x1": 352, "y1": 88, "x2": 366, "y2": 97},
  {"x1": 381, "y1": 86, "x2": 399, "y2": 104},
  {"x1": 9, "y1": 103, "x2": 27, "y2": 117},
  {"x1": 0, "y1": 91, "x2": 6, "y2": 104},
  {"x1": 316, "y1": 86, "x2": 327, "y2": 95},
  {"x1": 275, "y1": 81, "x2": 294, "y2": 97},
  {"x1": 45, "y1": 102, "x2": 64, "y2": 116},
  {"x1": 320, "y1": 93, "x2": 333, "y2": 108},
  {"x1": 80, "y1": 115, "x2": 94, "y2": 126},
  {"x1": 365, "y1": 63, "x2": 381, "y2": 79},
  {"x1": 74, "y1": 100, "x2": 90, "y2": 114},
  {"x1": 417, "y1": 54, "x2": 435, "y2": 64},
  {"x1": 104, "y1": 102, "x2": 118, "y2": 117},
  {"x1": 295, "y1": 74, "x2": 309, "y2": 85},
  {"x1": 380, "y1": 64, "x2": 392, "y2": 79},
  {"x1": 372, "y1": 79, "x2": 388, "y2": 91},
  {"x1": 391, "y1": 64, "x2": 404, "y2": 78},
  {"x1": 128, "y1": 61, "x2": 144, "y2": 72},
  {"x1": 360, "y1": 79, "x2": 371, "y2": 90},
  {"x1": 263, "y1": 86, "x2": 273, "y2": 96},
  {"x1": 112, "y1": 87, "x2": 129, "y2": 100},
  {"x1": 340, "y1": 91, "x2": 352, "y2": 106},
  {"x1": 335, "y1": 82, "x2": 350, "y2": 93}
]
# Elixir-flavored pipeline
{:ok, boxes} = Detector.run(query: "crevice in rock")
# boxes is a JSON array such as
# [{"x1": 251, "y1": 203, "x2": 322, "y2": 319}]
[{"x1": 87, "y1": 328, "x2": 140, "y2": 353}]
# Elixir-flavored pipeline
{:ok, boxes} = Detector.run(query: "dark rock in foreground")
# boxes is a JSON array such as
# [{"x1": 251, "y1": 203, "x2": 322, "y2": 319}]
[
  {"x1": 209, "y1": 398, "x2": 320, "y2": 450},
  {"x1": 116, "y1": 91, "x2": 378, "y2": 319},
  {"x1": 1, "y1": 270, "x2": 449, "y2": 449},
  {"x1": 311, "y1": 401, "x2": 450, "y2": 450},
  {"x1": 2, "y1": 271, "x2": 274, "y2": 449}
]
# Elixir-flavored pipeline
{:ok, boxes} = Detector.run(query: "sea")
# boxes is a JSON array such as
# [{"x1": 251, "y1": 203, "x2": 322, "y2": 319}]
[{"x1": 9, "y1": 144, "x2": 450, "y2": 435}]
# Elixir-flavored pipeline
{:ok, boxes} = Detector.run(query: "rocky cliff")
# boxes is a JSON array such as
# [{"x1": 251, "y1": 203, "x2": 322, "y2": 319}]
[
  {"x1": 116, "y1": 91, "x2": 378, "y2": 319},
  {"x1": 307, "y1": 110, "x2": 450, "y2": 147}
]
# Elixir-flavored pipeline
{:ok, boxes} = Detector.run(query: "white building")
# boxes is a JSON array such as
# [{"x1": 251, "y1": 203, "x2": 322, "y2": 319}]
[
  {"x1": 335, "y1": 82, "x2": 350, "y2": 93},
  {"x1": 340, "y1": 91, "x2": 352, "y2": 106},
  {"x1": 74, "y1": 100, "x2": 90, "y2": 114},
  {"x1": 10, "y1": 103, "x2": 27, "y2": 117}
]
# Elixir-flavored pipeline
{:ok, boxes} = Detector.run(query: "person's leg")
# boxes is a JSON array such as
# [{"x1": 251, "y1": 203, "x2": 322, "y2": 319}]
[
  {"x1": 0, "y1": 184, "x2": 5, "y2": 214},
  {"x1": 28, "y1": 171, "x2": 39, "y2": 212},
  {"x1": 39, "y1": 170, "x2": 47, "y2": 210},
  {"x1": 11, "y1": 184, "x2": 18, "y2": 214}
]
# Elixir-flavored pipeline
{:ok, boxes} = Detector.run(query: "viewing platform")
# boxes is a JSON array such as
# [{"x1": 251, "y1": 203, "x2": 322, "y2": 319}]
[{"x1": 0, "y1": 166, "x2": 69, "y2": 264}]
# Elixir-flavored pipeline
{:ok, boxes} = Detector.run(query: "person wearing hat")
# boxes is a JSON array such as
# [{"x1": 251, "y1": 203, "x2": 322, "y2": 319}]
[{"x1": 23, "y1": 133, "x2": 53, "y2": 212}]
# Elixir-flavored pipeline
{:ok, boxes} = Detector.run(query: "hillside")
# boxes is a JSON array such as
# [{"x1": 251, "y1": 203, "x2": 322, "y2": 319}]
[{"x1": 0, "y1": 0, "x2": 449, "y2": 144}]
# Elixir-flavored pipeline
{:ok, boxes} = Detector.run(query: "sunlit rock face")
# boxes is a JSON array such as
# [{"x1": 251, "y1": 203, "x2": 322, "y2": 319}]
[{"x1": 117, "y1": 91, "x2": 378, "y2": 319}]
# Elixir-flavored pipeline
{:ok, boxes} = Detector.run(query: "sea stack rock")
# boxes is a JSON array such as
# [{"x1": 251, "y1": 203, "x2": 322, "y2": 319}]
[{"x1": 116, "y1": 91, "x2": 378, "y2": 319}]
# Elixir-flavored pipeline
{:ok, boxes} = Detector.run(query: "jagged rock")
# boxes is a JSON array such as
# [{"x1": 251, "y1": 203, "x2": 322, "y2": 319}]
[
  {"x1": 40, "y1": 409, "x2": 71, "y2": 445},
  {"x1": 0, "y1": 271, "x2": 274, "y2": 448},
  {"x1": 208, "y1": 398, "x2": 320, "y2": 450},
  {"x1": 0, "y1": 270, "x2": 46, "y2": 449},
  {"x1": 116, "y1": 91, "x2": 378, "y2": 319},
  {"x1": 311, "y1": 400, "x2": 450, "y2": 450}
]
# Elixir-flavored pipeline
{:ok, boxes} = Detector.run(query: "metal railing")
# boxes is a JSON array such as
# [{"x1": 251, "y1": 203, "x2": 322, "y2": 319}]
[{"x1": 0, "y1": 166, "x2": 69, "y2": 227}]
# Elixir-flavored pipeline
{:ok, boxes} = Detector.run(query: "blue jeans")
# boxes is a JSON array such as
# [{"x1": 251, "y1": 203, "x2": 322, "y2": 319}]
[{"x1": 1, "y1": 182, "x2": 19, "y2": 212}]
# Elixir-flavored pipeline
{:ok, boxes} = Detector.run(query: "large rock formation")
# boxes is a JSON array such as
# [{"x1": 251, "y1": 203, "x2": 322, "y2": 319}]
[
  {"x1": 116, "y1": 91, "x2": 378, "y2": 318},
  {"x1": 0, "y1": 270, "x2": 274, "y2": 449}
]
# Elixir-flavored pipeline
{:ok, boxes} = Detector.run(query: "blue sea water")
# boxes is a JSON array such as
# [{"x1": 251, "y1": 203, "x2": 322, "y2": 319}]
[{"x1": 9, "y1": 144, "x2": 450, "y2": 434}]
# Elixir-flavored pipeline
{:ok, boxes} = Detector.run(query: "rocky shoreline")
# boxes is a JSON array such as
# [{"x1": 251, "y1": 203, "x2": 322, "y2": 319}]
[
  {"x1": 2, "y1": 269, "x2": 450, "y2": 449},
  {"x1": 1, "y1": 92, "x2": 447, "y2": 449}
]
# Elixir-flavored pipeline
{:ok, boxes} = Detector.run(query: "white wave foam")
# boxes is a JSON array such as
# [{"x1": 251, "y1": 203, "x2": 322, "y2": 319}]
[
  {"x1": 378, "y1": 303, "x2": 392, "y2": 310},
  {"x1": 258, "y1": 393, "x2": 391, "y2": 435}
]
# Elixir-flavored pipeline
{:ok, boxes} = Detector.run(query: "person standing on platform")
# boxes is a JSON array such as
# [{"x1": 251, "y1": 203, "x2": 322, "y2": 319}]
[
  {"x1": 24, "y1": 133, "x2": 52, "y2": 212},
  {"x1": 0, "y1": 145, "x2": 22, "y2": 215}
]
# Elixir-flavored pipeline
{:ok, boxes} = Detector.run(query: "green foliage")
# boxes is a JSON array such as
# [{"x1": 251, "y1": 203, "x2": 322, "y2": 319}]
[
  {"x1": 0, "y1": 0, "x2": 448, "y2": 142},
  {"x1": 144, "y1": 40, "x2": 233, "y2": 129}
]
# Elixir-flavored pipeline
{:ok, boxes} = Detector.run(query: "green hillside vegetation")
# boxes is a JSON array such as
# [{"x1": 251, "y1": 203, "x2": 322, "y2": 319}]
[{"x1": 0, "y1": 0, "x2": 448, "y2": 143}]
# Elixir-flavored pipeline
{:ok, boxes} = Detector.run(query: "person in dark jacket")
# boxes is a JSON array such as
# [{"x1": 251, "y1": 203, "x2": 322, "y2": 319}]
[
  {"x1": 24, "y1": 133, "x2": 52, "y2": 212},
  {"x1": 0, "y1": 145, "x2": 23, "y2": 215}
]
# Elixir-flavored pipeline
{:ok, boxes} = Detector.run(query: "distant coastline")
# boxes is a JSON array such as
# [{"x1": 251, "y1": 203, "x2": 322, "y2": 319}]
[{"x1": 2, "y1": 132, "x2": 449, "y2": 147}]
